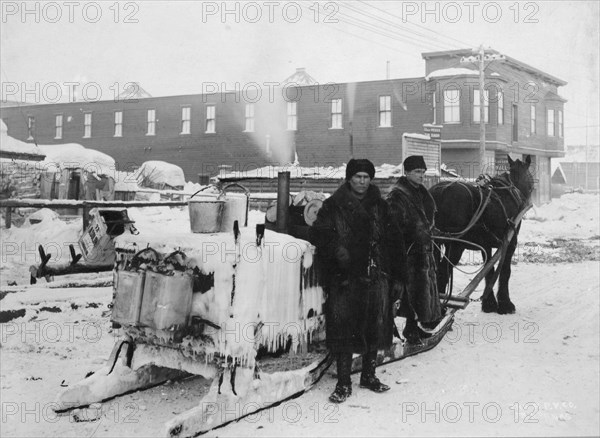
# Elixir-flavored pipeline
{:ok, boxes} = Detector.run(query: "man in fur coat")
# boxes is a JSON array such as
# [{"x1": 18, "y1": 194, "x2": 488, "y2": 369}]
[
  {"x1": 387, "y1": 155, "x2": 443, "y2": 344},
  {"x1": 309, "y1": 159, "x2": 395, "y2": 404}
]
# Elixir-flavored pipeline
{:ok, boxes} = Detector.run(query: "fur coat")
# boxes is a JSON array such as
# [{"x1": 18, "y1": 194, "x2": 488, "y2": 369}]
[
  {"x1": 309, "y1": 182, "x2": 395, "y2": 354},
  {"x1": 387, "y1": 176, "x2": 442, "y2": 323}
]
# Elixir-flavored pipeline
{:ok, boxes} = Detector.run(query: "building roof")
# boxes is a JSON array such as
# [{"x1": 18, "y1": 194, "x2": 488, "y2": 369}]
[
  {"x1": 116, "y1": 82, "x2": 152, "y2": 100},
  {"x1": 0, "y1": 120, "x2": 46, "y2": 160},
  {"x1": 545, "y1": 90, "x2": 568, "y2": 102},
  {"x1": 421, "y1": 48, "x2": 567, "y2": 87},
  {"x1": 282, "y1": 68, "x2": 318, "y2": 86}
]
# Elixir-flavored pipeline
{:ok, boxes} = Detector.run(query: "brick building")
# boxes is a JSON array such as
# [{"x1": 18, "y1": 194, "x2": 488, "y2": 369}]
[{"x1": 1, "y1": 49, "x2": 566, "y2": 203}]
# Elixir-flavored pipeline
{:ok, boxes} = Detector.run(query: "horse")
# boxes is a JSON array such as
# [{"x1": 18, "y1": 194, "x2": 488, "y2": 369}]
[{"x1": 430, "y1": 155, "x2": 534, "y2": 314}]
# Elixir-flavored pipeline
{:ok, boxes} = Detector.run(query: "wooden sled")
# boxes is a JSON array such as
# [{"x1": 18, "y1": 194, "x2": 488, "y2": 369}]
[
  {"x1": 53, "y1": 206, "x2": 533, "y2": 437},
  {"x1": 54, "y1": 311, "x2": 457, "y2": 437}
]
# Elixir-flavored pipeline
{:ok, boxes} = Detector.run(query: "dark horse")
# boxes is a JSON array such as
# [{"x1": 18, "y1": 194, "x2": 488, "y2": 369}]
[{"x1": 430, "y1": 155, "x2": 534, "y2": 314}]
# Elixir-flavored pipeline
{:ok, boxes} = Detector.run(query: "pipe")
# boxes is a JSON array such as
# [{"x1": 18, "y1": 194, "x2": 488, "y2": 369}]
[{"x1": 276, "y1": 172, "x2": 290, "y2": 233}]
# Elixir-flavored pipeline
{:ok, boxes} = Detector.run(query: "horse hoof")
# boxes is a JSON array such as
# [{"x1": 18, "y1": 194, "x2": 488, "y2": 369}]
[
  {"x1": 497, "y1": 302, "x2": 516, "y2": 314},
  {"x1": 481, "y1": 301, "x2": 498, "y2": 313}
]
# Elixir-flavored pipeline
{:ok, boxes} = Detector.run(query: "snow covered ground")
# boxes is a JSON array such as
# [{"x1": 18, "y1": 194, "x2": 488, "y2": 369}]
[{"x1": 1, "y1": 193, "x2": 598, "y2": 437}]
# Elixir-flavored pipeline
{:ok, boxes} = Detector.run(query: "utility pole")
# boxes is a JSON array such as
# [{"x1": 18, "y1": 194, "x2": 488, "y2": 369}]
[
  {"x1": 461, "y1": 47, "x2": 506, "y2": 176},
  {"x1": 478, "y1": 45, "x2": 486, "y2": 175}
]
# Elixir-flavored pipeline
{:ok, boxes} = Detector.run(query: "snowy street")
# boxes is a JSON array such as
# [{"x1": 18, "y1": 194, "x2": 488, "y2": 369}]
[{"x1": 1, "y1": 194, "x2": 598, "y2": 437}]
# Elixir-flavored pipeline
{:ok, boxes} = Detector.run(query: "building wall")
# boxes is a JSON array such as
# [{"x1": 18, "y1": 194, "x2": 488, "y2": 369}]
[{"x1": 1, "y1": 79, "x2": 437, "y2": 179}]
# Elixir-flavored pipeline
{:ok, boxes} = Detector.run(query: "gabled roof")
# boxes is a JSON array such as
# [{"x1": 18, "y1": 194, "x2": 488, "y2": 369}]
[
  {"x1": 116, "y1": 82, "x2": 152, "y2": 100},
  {"x1": 421, "y1": 48, "x2": 567, "y2": 87},
  {"x1": 283, "y1": 68, "x2": 318, "y2": 86}
]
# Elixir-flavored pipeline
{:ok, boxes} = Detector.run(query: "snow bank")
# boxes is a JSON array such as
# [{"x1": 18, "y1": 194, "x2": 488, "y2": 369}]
[{"x1": 522, "y1": 193, "x2": 600, "y2": 241}]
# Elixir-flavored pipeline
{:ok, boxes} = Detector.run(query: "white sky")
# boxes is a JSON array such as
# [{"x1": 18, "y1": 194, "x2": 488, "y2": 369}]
[{"x1": 1, "y1": 0, "x2": 598, "y2": 145}]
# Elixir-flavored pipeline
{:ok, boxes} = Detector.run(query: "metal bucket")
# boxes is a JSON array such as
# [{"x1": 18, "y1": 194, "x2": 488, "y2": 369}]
[
  {"x1": 219, "y1": 183, "x2": 250, "y2": 232},
  {"x1": 188, "y1": 189, "x2": 225, "y2": 233}
]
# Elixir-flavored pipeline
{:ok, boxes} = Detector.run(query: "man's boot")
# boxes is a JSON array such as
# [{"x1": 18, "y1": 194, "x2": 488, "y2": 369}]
[
  {"x1": 329, "y1": 353, "x2": 352, "y2": 403},
  {"x1": 359, "y1": 350, "x2": 390, "y2": 393}
]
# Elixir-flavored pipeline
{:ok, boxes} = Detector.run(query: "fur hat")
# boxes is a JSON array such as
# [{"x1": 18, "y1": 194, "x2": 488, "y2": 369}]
[
  {"x1": 403, "y1": 155, "x2": 427, "y2": 172},
  {"x1": 345, "y1": 158, "x2": 375, "y2": 180}
]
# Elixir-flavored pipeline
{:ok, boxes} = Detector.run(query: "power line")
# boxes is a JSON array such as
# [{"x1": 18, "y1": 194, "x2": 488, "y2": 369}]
[
  {"x1": 357, "y1": 1, "x2": 476, "y2": 49},
  {"x1": 341, "y1": 2, "x2": 455, "y2": 51}
]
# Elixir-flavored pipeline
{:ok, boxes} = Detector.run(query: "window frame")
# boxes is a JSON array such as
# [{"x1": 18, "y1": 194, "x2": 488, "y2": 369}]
[
  {"x1": 497, "y1": 91, "x2": 504, "y2": 125},
  {"x1": 287, "y1": 101, "x2": 297, "y2": 131},
  {"x1": 205, "y1": 105, "x2": 216, "y2": 134},
  {"x1": 558, "y1": 110, "x2": 563, "y2": 138},
  {"x1": 181, "y1": 106, "x2": 191, "y2": 135},
  {"x1": 330, "y1": 98, "x2": 343, "y2": 129},
  {"x1": 530, "y1": 105, "x2": 536, "y2": 134},
  {"x1": 473, "y1": 89, "x2": 489, "y2": 124},
  {"x1": 114, "y1": 110, "x2": 123, "y2": 137},
  {"x1": 83, "y1": 112, "x2": 92, "y2": 138},
  {"x1": 55, "y1": 114, "x2": 63, "y2": 140},
  {"x1": 443, "y1": 89, "x2": 460, "y2": 124},
  {"x1": 244, "y1": 103, "x2": 255, "y2": 132},
  {"x1": 378, "y1": 95, "x2": 392, "y2": 128},
  {"x1": 147, "y1": 109, "x2": 156, "y2": 136},
  {"x1": 27, "y1": 116, "x2": 35, "y2": 140},
  {"x1": 547, "y1": 109, "x2": 555, "y2": 137}
]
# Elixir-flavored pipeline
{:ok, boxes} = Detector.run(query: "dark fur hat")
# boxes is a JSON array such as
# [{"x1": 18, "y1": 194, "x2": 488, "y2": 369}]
[
  {"x1": 403, "y1": 155, "x2": 427, "y2": 172},
  {"x1": 345, "y1": 159, "x2": 375, "y2": 180}
]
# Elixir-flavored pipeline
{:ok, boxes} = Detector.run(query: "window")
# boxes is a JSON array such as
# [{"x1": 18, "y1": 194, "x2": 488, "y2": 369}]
[
  {"x1": 27, "y1": 116, "x2": 35, "y2": 140},
  {"x1": 331, "y1": 98, "x2": 342, "y2": 129},
  {"x1": 206, "y1": 105, "x2": 215, "y2": 133},
  {"x1": 443, "y1": 89, "x2": 460, "y2": 123},
  {"x1": 244, "y1": 104, "x2": 255, "y2": 132},
  {"x1": 379, "y1": 95, "x2": 392, "y2": 127},
  {"x1": 473, "y1": 89, "x2": 489, "y2": 123},
  {"x1": 432, "y1": 93, "x2": 437, "y2": 124},
  {"x1": 147, "y1": 109, "x2": 156, "y2": 135},
  {"x1": 181, "y1": 107, "x2": 191, "y2": 134},
  {"x1": 83, "y1": 113, "x2": 92, "y2": 138},
  {"x1": 530, "y1": 105, "x2": 536, "y2": 134},
  {"x1": 55, "y1": 115, "x2": 63, "y2": 139},
  {"x1": 547, "y1": 109, "x2": 555, "y2": 136},
  {"x1": 114, "y1": 111, "x2": 123, "y2": 137},
  {"x1": 497, "y1": 91, "x2": 504, "y2": 125},
  {"x1": 558, "y1": 110, "x2": 563, "y2": 138},
  {"x1": 287, "y1": 101, "x2": 297, "y2": 131}
]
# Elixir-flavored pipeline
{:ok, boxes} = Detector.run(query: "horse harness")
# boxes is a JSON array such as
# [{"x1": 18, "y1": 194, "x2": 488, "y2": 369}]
[{"x1": 433, "y1": 173, "x2": 528, "y2": 245}]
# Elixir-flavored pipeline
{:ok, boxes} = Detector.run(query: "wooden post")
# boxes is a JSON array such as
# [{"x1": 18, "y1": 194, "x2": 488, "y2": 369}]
[{"x1": 5, "y1": 207, "x2": 12, "y2": 229}]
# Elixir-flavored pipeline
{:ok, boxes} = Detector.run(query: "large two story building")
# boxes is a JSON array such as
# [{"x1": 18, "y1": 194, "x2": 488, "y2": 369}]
[{"x1": 1, "y1": 49, "x2": 566, "y2": 203}]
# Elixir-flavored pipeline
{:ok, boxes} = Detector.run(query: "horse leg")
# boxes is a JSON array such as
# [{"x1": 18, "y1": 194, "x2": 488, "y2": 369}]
[
  {"x1": 497, "y1": 235, "x2": 518, "y2": 314},
  {"x1": 436, "y1": 244, "x2": 462, "y2": 298},
  {"x1": 480, "y1": 247, "x2": 498, "y2": 313}
]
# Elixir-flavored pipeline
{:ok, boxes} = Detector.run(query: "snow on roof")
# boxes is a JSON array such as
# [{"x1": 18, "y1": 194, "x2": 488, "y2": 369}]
[
  {"x1": 403, "y1": 132, "x2": 432, "y2": 140},
  {"x1": 0, "y1": 120, "x2": 45, "y2": 157},
  {"x1": 217, "y1": 162, "x2": 411, "y2": 180},
  {"x1": 425, "y1": 67, "x2": 478, "y2": 80},
  {"x1": 134, "y1": 161, "x2": 186, "y2": 188},
  {"x1": 38, "y1": 143, "x2": 115, "y2": 175}
]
